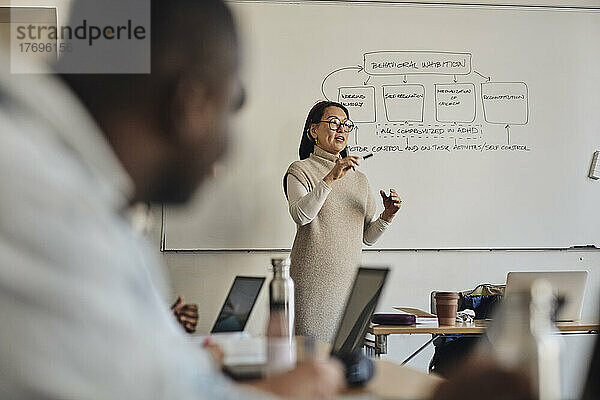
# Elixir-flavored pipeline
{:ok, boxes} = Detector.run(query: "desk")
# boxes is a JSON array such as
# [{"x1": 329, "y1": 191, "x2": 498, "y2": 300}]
[
  {"x1": 220, "y1": 336, "x2": 443, "y2": 399},
  {"x1": 358, "y1": 359, "x2": 443, "y2": 399},
  {"x1": 304, "y1": 337, "x2": 443, "y2": 399},
  {"x1": 365, "y1": 320, "x2": 599, "y2": 363}
]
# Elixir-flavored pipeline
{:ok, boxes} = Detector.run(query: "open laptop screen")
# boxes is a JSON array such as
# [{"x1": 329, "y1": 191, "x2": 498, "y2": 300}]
[
  {"x1": 211, "y1": 276, "x2": 265, "y2": 333},
  {"x1": 331, "y1": 267, "x2": 389, "y2": 357},
  {"x1": 505, "y1": 271, "x2": 588, "y2": 321}
]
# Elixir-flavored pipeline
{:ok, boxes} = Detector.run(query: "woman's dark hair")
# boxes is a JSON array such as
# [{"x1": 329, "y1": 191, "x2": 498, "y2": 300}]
[{"x1": 299, "y1": 101, "x2": 350, "y2": 160}]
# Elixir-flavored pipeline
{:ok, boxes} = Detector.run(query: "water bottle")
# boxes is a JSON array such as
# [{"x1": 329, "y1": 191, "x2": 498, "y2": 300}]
[
  {"x1": 269, "y1": 258, "x2": 295, "y2": 332},
  {"x1": 266, "y1": 258, "x2": 296, "y2": 376},
  {"x1": 483, "y1": 279, "x2": 562, "y2": 400}
]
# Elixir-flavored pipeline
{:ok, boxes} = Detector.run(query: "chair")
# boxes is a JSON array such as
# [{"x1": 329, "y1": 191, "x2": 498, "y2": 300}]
[{"x1": 428, "y1": 284, "x2": 505, "y2": 376}]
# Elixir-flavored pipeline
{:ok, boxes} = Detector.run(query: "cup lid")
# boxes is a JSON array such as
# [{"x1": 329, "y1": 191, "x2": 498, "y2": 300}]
[{"x1": 435, "y1": 291, "x2": 459, "y2": 299}]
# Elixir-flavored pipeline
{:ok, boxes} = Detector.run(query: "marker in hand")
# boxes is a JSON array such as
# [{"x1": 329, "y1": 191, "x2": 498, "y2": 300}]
[{"x1": 349, "y1": 153, "x2": 372, "y2": 171}]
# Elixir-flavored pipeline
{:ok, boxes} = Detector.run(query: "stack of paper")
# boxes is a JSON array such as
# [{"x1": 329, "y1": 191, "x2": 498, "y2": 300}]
[{"x1": 393, "y1": 307, "x2": 436, "y2": 318}]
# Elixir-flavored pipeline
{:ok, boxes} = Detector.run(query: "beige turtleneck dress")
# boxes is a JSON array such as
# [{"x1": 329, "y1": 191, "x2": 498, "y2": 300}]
[{"x1": 284, "y1": 146, "x2": 389, "y2": 343}]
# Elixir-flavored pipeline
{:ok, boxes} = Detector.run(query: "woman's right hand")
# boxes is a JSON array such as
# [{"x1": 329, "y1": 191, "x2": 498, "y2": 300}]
[{"x1": 323, "y1": 156, "x2": 360, "y2": 186}]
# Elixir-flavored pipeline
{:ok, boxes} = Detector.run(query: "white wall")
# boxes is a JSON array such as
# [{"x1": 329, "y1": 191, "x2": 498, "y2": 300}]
[{"x1": 161, "y1": 247, "x2": 600, "y2": 335}]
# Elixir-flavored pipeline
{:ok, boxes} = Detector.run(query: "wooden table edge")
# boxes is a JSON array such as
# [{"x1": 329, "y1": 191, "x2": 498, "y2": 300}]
[{"x1": 369, "y1": 321, "x2": 599, "y2": 335}]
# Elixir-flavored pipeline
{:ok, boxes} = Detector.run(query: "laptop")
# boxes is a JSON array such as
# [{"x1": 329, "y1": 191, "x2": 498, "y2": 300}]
[
  {"x1": 330, "y1": 267, "x2": 389, "y2": 358},
  {"x1": 224, "y1": 267, "x2": 389, "y2": 380},
  {"x1": 210, "y1": 276, "x2": 266, "y2": 334},
  {"x1": 505, "y1": 271, "x2": 588, "y2": 321}
]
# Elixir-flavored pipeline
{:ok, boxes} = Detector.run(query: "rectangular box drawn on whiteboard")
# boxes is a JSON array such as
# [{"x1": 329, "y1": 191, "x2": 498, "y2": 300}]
[
  {"x1": 338, "y1": 86, "x2": 376, "y2": 123},
  {"x1": 481, "y1": 82, "x2": 529, "y2": 125},
  {"x1": 363, "y1": 51, "x2": 472, "y2": 76},
  {"x1": 383, "y1": 84, "x2": 425, "y2": 122},
  {"x1": 435, "y1": 83, "x2": 476, "y2": 123}
]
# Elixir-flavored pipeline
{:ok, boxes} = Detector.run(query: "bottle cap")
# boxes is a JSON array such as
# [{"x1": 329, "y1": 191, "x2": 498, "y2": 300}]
[{"x1": 271, "y1": 257, "x2": 291, "y2": 269}]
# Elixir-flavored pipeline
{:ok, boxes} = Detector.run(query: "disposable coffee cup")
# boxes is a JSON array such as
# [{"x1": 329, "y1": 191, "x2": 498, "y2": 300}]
[{"x1": 435, "y1": 291, "x2": 459, "y2": 326}]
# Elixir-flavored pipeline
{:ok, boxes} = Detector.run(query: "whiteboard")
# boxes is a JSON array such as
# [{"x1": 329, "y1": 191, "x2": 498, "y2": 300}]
[{"x1": 163, "y1": 1, "x2": 600, "y2": 250}]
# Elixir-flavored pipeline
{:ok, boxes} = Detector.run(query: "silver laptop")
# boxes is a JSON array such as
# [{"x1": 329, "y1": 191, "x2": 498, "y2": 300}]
[{"x1": 505, "y1": 271, "x2": 588, "y2": 321}]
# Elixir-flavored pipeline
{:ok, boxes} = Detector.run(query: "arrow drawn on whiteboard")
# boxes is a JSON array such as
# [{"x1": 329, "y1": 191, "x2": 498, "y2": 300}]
[
  {"x1": 321, "y1": 65, "x2": 364, "y2": 100},
  {"x1": 473, "y1": 70, "x2": 491, "y2": 81},
  {"x1": 453, "y1": 74, "x2": 458, "y2": 83},
  {"x1": 403, "y1": 75, "x2": 407, "y2": 83},
  {"x1": 505, "y1": 124, "x2": 511, "y2": 144},
  {"x1": 363, "y1": 76, "x2": 371, "y2": 85}
]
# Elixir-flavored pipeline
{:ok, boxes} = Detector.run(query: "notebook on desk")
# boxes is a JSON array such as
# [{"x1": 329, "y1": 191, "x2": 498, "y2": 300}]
[{"x1": 393, "y1": 307, "x2": 436, "y2": 318}]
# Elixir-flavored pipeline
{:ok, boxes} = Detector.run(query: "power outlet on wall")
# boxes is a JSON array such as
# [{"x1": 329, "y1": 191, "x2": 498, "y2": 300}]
[{"x1": 589, "y1": 151, "x2": 600, "y2": 180}]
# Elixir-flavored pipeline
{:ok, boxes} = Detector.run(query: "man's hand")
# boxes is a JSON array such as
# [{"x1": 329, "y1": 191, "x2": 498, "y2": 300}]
[
  {"x1": 247, "y1": 360, "x2": 345, "y2": 399},
  {"x1": 171, "y1": 295, "x2": 199, "y2": 333},
  {"x1": 202, "y1": 337, "x2": 225, "y2": 368}
]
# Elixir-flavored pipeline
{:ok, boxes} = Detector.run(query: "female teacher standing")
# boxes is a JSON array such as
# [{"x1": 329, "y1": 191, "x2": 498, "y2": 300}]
[{"x1": 283, "y1": 101, "x2": 402, "y2": 343}]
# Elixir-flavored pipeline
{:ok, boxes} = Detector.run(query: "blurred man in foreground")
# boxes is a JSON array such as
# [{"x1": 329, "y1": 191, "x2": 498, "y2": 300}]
[{"x1": 0, "y1": 0, "x2": 343, "y2": 398}]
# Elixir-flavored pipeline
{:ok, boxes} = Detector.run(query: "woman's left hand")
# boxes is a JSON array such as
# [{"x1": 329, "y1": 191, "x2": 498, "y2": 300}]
[{"x1": 380, "y1": 189, "x2": 402, "y2": 223}]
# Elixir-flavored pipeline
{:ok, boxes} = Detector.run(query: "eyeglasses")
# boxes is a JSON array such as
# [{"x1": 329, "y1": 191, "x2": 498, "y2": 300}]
[{"x1": 319, "y1": 117, "x2": 355, "y2": 132}]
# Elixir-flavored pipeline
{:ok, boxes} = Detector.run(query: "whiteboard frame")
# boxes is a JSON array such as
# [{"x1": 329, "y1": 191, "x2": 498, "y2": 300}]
[{"x1": 228, "y1": 0, "x2": 600, "y2": 11}]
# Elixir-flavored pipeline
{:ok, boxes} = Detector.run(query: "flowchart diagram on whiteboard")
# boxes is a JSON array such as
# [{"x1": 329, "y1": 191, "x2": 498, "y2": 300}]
[{"x1": 321, "y1": 51, "x2": 530, "y2": 155}]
